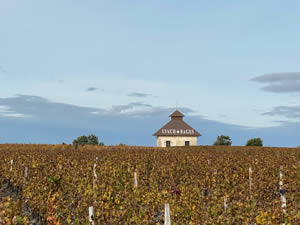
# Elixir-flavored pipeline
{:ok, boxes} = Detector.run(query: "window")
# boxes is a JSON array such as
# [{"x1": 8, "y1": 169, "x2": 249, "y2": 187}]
[
  {"x1": 166, "y1": 141, "x2": 171, "y2": 147},
  {"x1": 185, "y1": 141, "x2": 190, "y2": 146}
]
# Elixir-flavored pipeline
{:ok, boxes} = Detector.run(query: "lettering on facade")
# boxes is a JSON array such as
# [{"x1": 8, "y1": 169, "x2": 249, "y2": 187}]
[{"x1": 161, "y1": 129, "x2": 195, "y2": 135}]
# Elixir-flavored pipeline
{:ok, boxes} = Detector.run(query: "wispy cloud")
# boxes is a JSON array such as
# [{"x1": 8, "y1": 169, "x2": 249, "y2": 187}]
[
  {"x1": 128, "y1": 92, "x2": 152, "y2": 98},
  {"x1": 110, "y1": 102, "x2": 152, "y2": 113},
  {"x1": 0, "y1": 95, "x2": 105, "y2": 123},
  {"x1": 86, "y1": 87, "x2": 104, "y2": 92},
  {"x1": 0, "y1": 105, "x2": 31, "y2": 118},
  {"x1": 0, "y1": 95, "x2": 194, "y2": 120},
  {"x1": 251, "y1": 72, "x2": 300, "y2": 93},
  {"x1": 86, "y1": 87, "x2": 98, "y2": 92},
  {"x1": 262, "y1": 105, "x2": 300, "y2": 119}
]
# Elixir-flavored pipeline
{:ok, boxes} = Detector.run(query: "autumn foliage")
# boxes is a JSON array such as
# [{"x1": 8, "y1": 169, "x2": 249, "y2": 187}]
[{"x1": 0, "y1": 144, "x2": 299, "y2": 224}]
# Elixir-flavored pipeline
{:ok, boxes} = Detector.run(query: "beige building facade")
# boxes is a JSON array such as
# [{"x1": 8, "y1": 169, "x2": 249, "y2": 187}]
[
  {"x1": 153, "y1": 110, "x2": 201, "y2": 147},
  {"x1": 156, "y1": 136, "x2": 198, "y2": 147}
]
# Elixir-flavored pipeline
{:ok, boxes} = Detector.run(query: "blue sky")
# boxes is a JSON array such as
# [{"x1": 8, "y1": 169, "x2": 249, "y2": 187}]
[{"x1": 1, "y1": 1, "x2": 300, "y2": 146}]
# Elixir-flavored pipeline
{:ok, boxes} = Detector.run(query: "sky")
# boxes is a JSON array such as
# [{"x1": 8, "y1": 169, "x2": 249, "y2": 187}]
[{"x1": 1, "y1": 1, "x2": 300, "y2": 146}]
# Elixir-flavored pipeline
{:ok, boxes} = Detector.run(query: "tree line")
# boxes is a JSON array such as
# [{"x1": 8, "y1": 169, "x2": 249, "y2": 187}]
[
  {"x1": 213, "y1": 135, "x2": 263, "y2": 146},
  {"x1": 71, "y1": 134, "x2": 263, "y2": 147}
]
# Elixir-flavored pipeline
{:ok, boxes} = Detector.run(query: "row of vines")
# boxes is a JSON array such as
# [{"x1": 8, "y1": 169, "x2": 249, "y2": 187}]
[{"x1": 0, "y1": 144, "x2": 299, "y2": 224}]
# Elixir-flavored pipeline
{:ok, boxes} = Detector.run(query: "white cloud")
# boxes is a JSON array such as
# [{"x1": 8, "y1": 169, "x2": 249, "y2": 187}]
[
  {"x1": 0, "y1": 105, "x2": 31, "y2": 118},
  {"x1": 90, "y1": 111, "x2": 100, "y2": 115}
]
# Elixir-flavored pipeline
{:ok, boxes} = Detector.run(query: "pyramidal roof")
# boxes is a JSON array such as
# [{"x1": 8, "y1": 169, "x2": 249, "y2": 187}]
[
  {"x1": 153, "y1": 110, "x2": 201, "y2": 137},
  {"x1": 170, "y1": 110, "x2": 184, "y2": 117}
]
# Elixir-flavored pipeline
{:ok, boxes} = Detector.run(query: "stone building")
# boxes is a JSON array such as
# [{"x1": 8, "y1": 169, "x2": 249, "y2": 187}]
[{"x1": 153, "y1": 110, "x2": 201, "y2": 147}]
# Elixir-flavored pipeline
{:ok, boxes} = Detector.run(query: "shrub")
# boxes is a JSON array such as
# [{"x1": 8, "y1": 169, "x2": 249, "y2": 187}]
[
  {"x1": 213, "y1": 135, "x2": 232, "y2": 146},
  {"x1": 246, "y1": 138, "x2": 263, "y2": 146}
]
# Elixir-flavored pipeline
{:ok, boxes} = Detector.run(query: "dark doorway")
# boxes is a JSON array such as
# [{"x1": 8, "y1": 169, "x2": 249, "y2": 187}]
[
  {"x1": 185, "y1": 141, "x2": 190, "y2": 146},
  {"x1": 166, "y1": 141, "x2": 171, "y2": 147}
]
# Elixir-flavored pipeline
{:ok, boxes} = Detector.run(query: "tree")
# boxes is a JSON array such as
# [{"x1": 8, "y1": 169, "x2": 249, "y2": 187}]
[
  {"x1": 73, "y1": 136, "x2": 88, "y2": 145},
  {"x1": 213, "y1": 135, "x2": 232, "y2": 146},
  {"x1": 88, "y1": 134, "x2": 99, "y2": 145},
  {"x1": 246, "y1": 138, "x2": 263, "y2": 146},
  {"x1": 73, "y1": 134, "x2": 103, "y2": 146}
]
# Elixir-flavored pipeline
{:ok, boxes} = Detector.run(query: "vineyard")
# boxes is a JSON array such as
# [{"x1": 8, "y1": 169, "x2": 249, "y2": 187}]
[{"x1": 0, "y1": 144, "x2": 299, "y2": 225}]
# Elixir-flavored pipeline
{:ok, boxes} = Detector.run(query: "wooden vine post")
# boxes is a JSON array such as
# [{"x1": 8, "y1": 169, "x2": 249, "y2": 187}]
[
  {"x1": 24, "y1": 167, "x2": 28, "y2": 183},
  {"x1": 90, "y1": 157, "x2": 98, "y2": 224},
  {"x1": 249, "y1": 167, "x2": 253, "y2": 196},
  {"x1": 89, "y1": 206, "x2": 95, "y2": 225},
  {"x1": 207, "y1": 159, "x2": 211, "y2": 165},
  {"x1": 134, "y1": 172, "x2": 138, "y2": 189},
  {"x1": 164, "y1": 203, "x2": 171, "y2": 225},
  {"x1": 279, "y1": 166, "x2": 287, "y2": 214},
  {"x1": 224, "y1": 197, "x2": 228, "y2": 213},
  {"x1": 93, "y1": 157, "x2": 98, "y2": 188},
  {"x1": 10, "y1": 160, "x2": 13, "y2": 172}
]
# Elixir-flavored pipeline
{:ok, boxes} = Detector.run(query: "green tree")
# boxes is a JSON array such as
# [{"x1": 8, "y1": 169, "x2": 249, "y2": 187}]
[
  {"x1": 213, "y1": 135, "x2": 232, "y2": 146},
  {"x1": 246, "y1": 137, "x2": 263, "y2": 146},
  {"x1": 73, "y1": 135, "x2": 88, "y2": 145},
  {"x1": 73, "y1": 134, "x2": 103, "y2": 146},
  {"x1": 88, "y1": 134, "x2": 99, "y2": 145}
]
